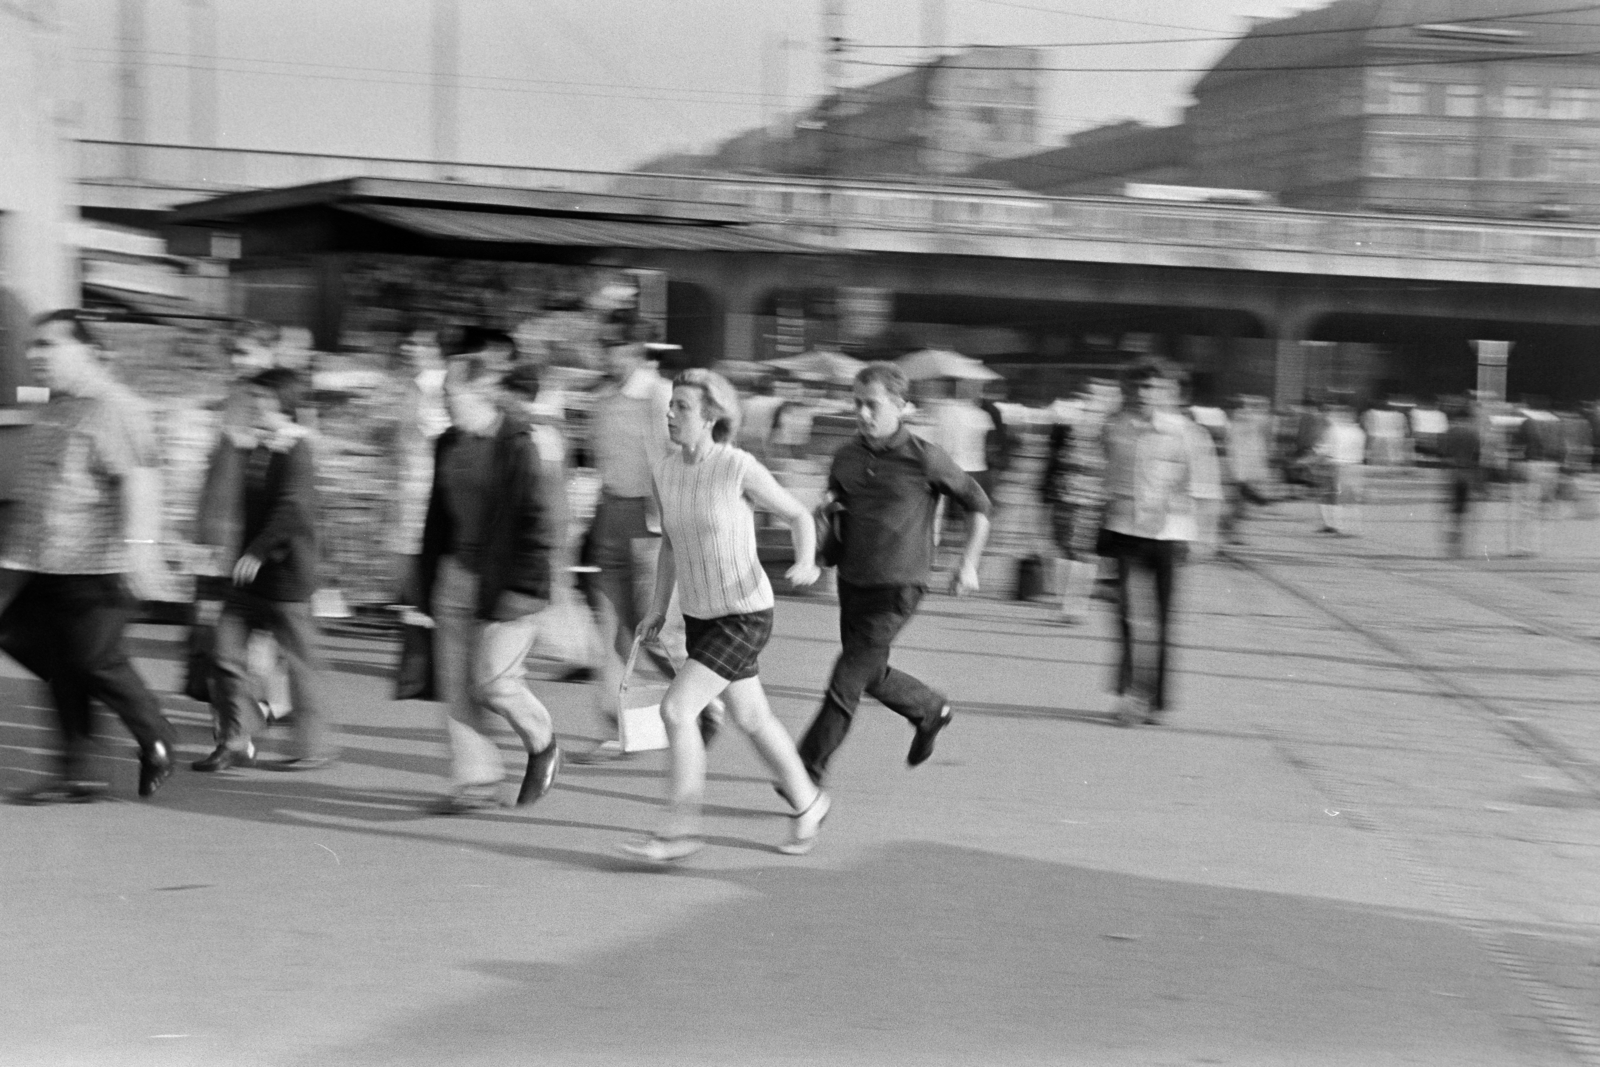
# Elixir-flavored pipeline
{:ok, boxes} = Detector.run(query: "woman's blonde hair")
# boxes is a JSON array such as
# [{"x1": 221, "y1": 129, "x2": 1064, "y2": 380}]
[{"x1": 672, "y1": 368, "x2": 742, "y2": 444}]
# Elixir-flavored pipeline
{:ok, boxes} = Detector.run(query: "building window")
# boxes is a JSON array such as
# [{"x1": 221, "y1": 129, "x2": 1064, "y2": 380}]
[
  {"x1": 1503, "y1": 85, "x2": 1544, "y2": 119},
  {"x1": 1388, "y1": 81, "x2": 1426, "y2": 115},
  {"x1": 1509, "y1": 142, "x2": 1546, "y2": 179},
  {"x1": 1444, "y1": 84, "x2": 1481, "y2": 118},
  {"x1": 1550, "y1": 86, "x2": 1600, "y2": 120}
]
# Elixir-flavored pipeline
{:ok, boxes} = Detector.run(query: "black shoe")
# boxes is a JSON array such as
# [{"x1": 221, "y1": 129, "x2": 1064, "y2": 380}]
[
  {"x1": 191, "y1": 744, "x2": 255, "y2": 773},
  {"x1": 557, "y1": 666, "x2": 594, "y2": 683},
  {"x1": 138, "y1": 741, "x2": 175, "y2": 798},
  {"x1": 907, "y1": 704, "x2": 952, "y2": 768},
  {"x1": 516, "y1": 742, "x2": 562, "y2": 806},
  {"x1": 8, "y1": 779, "x2": 110, "y2": 805}
]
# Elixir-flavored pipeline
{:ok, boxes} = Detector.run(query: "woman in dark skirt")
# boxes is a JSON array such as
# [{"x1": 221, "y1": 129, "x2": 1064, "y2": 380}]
[{"x1": 622, "y1": 369, "x2": 827, "y2": 863}]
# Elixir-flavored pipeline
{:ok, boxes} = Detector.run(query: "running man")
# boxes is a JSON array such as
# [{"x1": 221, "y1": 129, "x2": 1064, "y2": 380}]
[{"x1": 796, "y1": 362, "x2": 991, "y2": 787}]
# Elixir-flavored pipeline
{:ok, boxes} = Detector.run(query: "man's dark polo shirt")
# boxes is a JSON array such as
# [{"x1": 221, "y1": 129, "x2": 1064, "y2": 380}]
[{"x1": 829, "y1": 425, "x2": 991, "y2": 588}]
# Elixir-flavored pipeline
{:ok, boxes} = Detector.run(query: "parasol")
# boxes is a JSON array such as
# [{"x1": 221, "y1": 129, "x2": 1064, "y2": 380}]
[
  {"x1": 768, "y1": 349, "x2": 866, "y2": 383},
  {"x1": 896, "y1": 348, "x2": 1001, "y2": 382}
]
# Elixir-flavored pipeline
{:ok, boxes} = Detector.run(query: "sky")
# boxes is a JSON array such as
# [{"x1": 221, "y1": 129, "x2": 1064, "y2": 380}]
[{"x1": 65, "y1": 0, "x2": 1298, "y2": 172}]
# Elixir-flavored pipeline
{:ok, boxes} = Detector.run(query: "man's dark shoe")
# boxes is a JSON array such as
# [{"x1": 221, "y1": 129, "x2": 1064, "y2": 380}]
[
  {"x1": 191, "y1": 744, "x2": 255, "y2": 773},
  {"x1": 907, "y1": 703, "x2": 952, "y2": 767},
  {"x1": 557, "y1": 666, "x2": 594, "y2": 683},
  {"x1": 8, "y1": 779, "x2": 110, "y2": 805},
  {"x1": 516, "y1": 742, "x2": 562, "y2": 806},
  {"x1": 138, "y1": 741, "x2": 176, "y2": 798}
]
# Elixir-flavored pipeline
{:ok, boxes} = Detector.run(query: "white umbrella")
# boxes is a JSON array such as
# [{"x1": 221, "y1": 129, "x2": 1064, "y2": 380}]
[
  {"x1": 896, "y1": 348, "x2": 1000, "y2": 382},
  {"x1": 769, "y1": 349, "x2": 866, "y2": 383}
]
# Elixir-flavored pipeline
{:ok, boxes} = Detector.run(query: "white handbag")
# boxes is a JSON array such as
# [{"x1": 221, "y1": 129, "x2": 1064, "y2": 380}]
[{"x1": 617, "y1": 637, "x2": 670, "y2": 753}]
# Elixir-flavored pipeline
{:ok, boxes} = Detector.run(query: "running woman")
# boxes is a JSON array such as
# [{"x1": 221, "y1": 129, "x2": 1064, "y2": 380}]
[{"x1": 621, "y1": 369, "x2": 828, "y2": 862}]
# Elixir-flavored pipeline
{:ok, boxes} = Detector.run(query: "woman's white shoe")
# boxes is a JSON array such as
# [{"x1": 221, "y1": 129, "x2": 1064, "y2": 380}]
[{"x1": 779, "y1": 790, "x2": 831, "y2": 856}]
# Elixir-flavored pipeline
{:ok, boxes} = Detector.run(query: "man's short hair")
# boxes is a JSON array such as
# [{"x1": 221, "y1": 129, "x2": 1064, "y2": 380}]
[
  {"x1": 453, "y1": 325, "x2": 514, "y2": 357},
  {"x1": 1122, "y1": 357, "x2": 1180, "y2": 388},
  {"x1": 854, "y1": 361, "x2": 908, "y2": 400},
  {"x1": 247, "y1": 367, "x2": 304, "y2": 418},
  {"x1": 35, "y1": 308, "x2": 103, "y2": 347}
]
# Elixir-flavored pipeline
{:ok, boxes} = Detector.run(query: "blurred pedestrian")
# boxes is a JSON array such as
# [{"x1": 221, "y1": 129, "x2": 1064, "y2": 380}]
[
  {"x1": 1363, "y1": 402, "x2": 1409, "y2": 467},
  {"x1": 1440, "y1": 398, "x2": 1482, "y2": 558},
  {"x1": 1041, "y1": 380, "x2": 1114, "y2": 624},
  {"x1": 1513, "y1": 399, "x2": 1563, "y2": 555},
  {"x1": 1557, "y1": 406, "x2": 1593, "y2": 515},
  {"x1": 504, "y1": 361, "x2": 605, "y2": 681},
  {"x1": 413, "y1": 345, "x2": 565, "y2": 813},
  {"x1": 193, "y1": 329, "x2": 294, "y2": 722},
  {"x1": 621, "y1": 370, "x2": 828, "y2": 863},
  {"x1": 1100, "y1": 361, "x2": 1222, "y2": 728},
  {"x1": 193, "y1": 368, "x2": 335, "y2": 772},
  {"x1": 1221, "y1": 395, "x2": 1273, "y2": 544},
  {"x1": 576, "y1": 320, "x2": 717, "y2": 761},
  {"x1": 796, "y1": 363, "x2": 991, "y2": 786},
  {"x1": 1316, "y1": 405, "x2": 1366, "y2": 536},
  {"x1": 0, "y1": 310, "x2": 179, "y2": 802}
]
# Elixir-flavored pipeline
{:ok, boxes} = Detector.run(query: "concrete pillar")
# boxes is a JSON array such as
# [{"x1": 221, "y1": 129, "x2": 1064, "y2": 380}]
[
  {"x1": 1269, "y1": 301, "x2": 1321, "y2": 409},
  {"x1": 712, "y1": 256, "x2": 774, "y2": 364}
]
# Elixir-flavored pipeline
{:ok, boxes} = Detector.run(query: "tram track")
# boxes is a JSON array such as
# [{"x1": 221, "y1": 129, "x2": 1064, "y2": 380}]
[
  {"x1": 1221, "y1": 544, "x2": 1600, "y2": 1066},
  {"x1": 1223, "y1": 545, "x2": 1600, "y2": 803}
]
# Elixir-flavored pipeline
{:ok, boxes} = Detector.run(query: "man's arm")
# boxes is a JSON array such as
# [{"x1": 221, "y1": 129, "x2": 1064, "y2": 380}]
[
  {"x1": 236, "y1": 440, "x2": 315, "y2": 586},
  {"x1": 123, "y1": 466, "x2": 168, "y2": 601},
  {"x1": 532, "y1": 426, "x2": 574, "y2": 602},
  {"x1": 102, "y1": 394, "x2": 167, "y2": 601},
  {"x1": 1186, "y1": 422, "x2": 1225, "y2": 551},
  {"x1": 922, "y1": 441, "x2": 992, "y2": 595}
]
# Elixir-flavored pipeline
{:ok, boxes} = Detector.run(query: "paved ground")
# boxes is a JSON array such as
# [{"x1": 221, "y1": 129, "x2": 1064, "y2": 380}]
[{"x1": 2, "y1": 480, "x2": 1598, "y2": 1066}]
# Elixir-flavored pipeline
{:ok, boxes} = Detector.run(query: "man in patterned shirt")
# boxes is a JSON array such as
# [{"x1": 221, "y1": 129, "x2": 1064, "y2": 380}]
[{"x1": 0, "y1": 310, "x2": 179, "y2": 803}]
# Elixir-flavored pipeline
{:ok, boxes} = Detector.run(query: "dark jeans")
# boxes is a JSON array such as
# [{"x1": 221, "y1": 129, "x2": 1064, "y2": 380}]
[
  {"x1": 1445, "y1": 475, "x2": 1475, "y2": 557},
  {"x1": 0, "y1": 572, "x2": 176, "y2": 779},
  {"x1": 798, "y1": 581, "x2": 945, "y2": 782},
  {"x1": 1103, "y1": 532, "x2": 1182, "y2": 712},
  {"x1": 211, "y1": 591, "x2": 333, "y2": 759}
]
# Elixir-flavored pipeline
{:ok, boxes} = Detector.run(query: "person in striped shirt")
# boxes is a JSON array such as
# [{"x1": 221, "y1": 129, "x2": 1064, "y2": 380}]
[{"x1": 622, "y1": 369, "x2": 828, "y2": 863}]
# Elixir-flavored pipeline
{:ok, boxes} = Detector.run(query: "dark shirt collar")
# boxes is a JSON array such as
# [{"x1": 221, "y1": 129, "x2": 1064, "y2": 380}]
[{"x1": 860, "y1": 424, "x2": 912, "y2": 454}]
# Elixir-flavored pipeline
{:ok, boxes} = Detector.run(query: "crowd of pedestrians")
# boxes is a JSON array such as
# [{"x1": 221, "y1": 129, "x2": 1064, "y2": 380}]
[{"x1": 4, "y1": 306, "x2": 1598, "y2": 866}]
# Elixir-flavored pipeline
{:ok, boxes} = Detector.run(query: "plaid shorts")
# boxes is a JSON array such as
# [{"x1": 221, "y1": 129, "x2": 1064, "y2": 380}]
[{"x1": 683, "y1": 608, "x2": 774, "y2": 682}]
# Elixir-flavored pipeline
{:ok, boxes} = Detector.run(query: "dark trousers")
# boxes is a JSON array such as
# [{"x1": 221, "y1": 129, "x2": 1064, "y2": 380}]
[
  {"x1": 0, "y1": 572, "x2": 175, "y2": 779},
  {"x1": 798, "y1": 581, "x2": 945, "y2": 782},
  {"x1": 1445, "y1": 475, "x2": 1474, "y2": 557},
  {"x1": 211, "y1": 591, "x2": 332, "y2": 759},
  {"x1": 1104, "y1": 532, "x2": 1181, "y2": 712}
]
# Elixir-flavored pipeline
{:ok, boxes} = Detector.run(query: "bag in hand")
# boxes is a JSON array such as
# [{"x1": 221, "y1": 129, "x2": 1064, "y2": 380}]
[
  {"x1": 394, "y1": 616, "x2": 436, "y2": 702},
  {"x1": 814, "y1": 498, "x2": 846, "y2": 568},
  {"x1": 182, "y1": 578, "x2": 228, "y2": 703}
]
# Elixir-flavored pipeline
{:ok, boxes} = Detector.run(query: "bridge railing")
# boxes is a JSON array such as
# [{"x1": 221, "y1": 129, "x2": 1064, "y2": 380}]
[{"x1": 78, "y1": 140, "x2": 1600, "y2": 270}]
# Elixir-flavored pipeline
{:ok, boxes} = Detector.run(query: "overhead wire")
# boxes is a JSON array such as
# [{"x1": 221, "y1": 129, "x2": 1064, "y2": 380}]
[
  {"x1": 963, "y1": 0, "x2": 1221, "y2": 34},
  {"x1": 851, "y1": 1, "x2": 1600, "y2": 49},
  {"x1": 843, "y1": 47, "x2": 1600, "y2": 74}
]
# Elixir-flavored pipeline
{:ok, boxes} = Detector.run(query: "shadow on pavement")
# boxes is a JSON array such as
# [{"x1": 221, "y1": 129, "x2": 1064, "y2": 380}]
[{"x1": 293, "y1": 841, "x2": 1563, "y2": 1067}]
